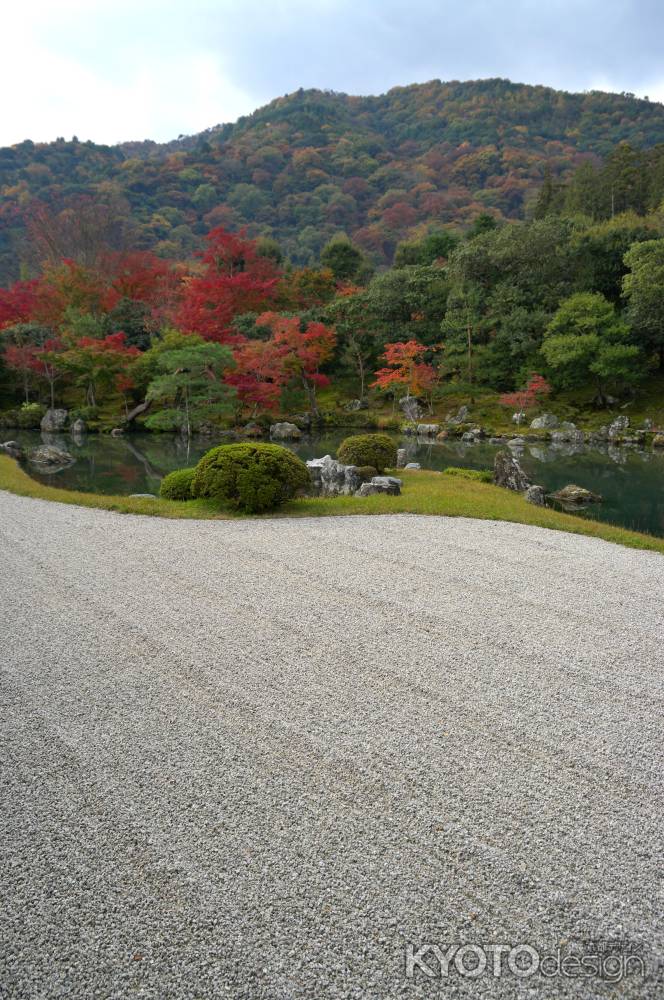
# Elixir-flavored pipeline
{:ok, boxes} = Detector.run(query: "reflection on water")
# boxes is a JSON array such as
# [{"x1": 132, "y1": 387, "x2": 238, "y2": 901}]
[{"x1": 9, "y1": 428, "x2": 664, "y2": 538}]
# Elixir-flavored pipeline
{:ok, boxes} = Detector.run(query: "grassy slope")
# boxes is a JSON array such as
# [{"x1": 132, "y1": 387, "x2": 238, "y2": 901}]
[{"x1": 2, "y1": 455, "x2": 662, "y2": 555}]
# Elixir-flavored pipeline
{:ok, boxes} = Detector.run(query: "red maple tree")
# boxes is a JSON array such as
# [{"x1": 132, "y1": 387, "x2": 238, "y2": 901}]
[
  {"x1": 372, "y1": 340, "x2": 438, "y2": 398},
  {"x1": 499, "y1": 373, "x2": 551, "y2": 414},
  {"x1": 176, "y1": 228, "x2": 279, "y2": 343}
]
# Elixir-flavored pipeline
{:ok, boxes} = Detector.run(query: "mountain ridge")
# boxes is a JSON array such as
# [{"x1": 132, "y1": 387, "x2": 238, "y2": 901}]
[{"x1": 2, "y1": 78, "x2": 664, "y2": 282}]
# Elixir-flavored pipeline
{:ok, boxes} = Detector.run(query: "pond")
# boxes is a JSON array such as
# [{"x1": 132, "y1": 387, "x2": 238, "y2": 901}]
[{"x1": 9, "y1": 428, "x2": 664, "y2": 538}]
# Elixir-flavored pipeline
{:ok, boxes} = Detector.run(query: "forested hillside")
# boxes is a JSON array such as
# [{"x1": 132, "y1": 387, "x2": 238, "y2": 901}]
[{"x1": 3, "y1": 78, "x2": 664, "y2": 282}]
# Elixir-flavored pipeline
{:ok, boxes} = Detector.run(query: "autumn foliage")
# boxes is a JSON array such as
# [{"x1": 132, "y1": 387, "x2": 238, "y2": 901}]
[
  {"x1": 372, "y1": 340, "x2": 438, "y2": 397},
  {"x1": 176, "y1": 228, "x2": 279, "y2": 343},
  {"x1": 499, "y1": 373, "x2": 552, "y2": 413}
]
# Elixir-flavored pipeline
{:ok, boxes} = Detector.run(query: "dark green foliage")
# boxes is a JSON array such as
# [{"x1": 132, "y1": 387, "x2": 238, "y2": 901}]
[
  {"x1": 191, "y1": 443, "x2": 310, "y2": 513},
  {"x1": 394, "y1": 230, "x2": 459, "y2": 266},
  {"x1": 0, "y1": 403, "x2": 46, "y2": 428},
  {"x1": 337, "y1": 433, "x2": 397, "y2": 472},
  {"x1": 320, "y1": 237, "x2": 367, "y2": 282},
  {"x1": 444, "y1": 467, "x2": 493, "y2": 483},
  {"x1": 159, "y1": 467, "x2": 196, "y2": 500},
  {"x1": 355, "y1": 465, "x2": 378, "y2": 482}
]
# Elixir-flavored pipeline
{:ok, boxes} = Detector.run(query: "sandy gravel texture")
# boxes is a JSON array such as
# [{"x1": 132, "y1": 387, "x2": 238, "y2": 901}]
[{"x1": 0, "y1": 491, "x2": 663, "y2": 999}]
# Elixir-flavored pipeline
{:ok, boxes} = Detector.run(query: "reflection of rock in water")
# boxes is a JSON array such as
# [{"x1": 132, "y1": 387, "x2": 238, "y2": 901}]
[
  {"x1": 549, "y1": 441, "x2": 586, "y2": 458},
  {"x1": 40, "y1": 432, "x2": 70, "y2": 452},
  {"x1": 527, "y1": 445, "x2": 555, "y2": 463},
  {"x1": 608, "y1": 445, "x2": 628, "y2": 465}
]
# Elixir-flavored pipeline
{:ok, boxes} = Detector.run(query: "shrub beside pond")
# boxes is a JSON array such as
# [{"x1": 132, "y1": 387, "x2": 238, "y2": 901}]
[
  {"x1": 159, "y1": 467, "x2": 196, "y2": 500},
  {"x1": 191, "y1": 442, "x2": 310, "y2": 513},
  {"x1": 337, "y1": 433, "x2": 397, "y2": 473}
]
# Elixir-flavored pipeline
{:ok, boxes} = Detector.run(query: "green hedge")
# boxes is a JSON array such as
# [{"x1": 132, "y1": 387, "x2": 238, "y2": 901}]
[
  {"x1": 159, "y1": 467, "x2": 196, "y2": 500},
  {"x1": 192, "y1": 443, "x2": 310, "y2": 513},
  {"x1": 337, "y1": 433, "x2": 397, "y2": 472},
  {"x1": 444, "y1": 467, "x2": 493, "y2": 483}
]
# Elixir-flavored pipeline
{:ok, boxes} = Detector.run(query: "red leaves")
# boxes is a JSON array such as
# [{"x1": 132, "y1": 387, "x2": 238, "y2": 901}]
[
  {"x1": 0, "y1": 280, "x2": 41, "y2": 330},
  {"x1": 228, "y1": 312, "x2": 336, "y2": 412},
  {"x1": 176, "y1": 228, "x2": 280, "y2": 343},
  {"x1": 499, "y1": 373, "x2": 551, "y2": 412},
  {"x1": 75, "y1": 331, "x2": 140, "y2": 357},
  {"x1": 372, "y1": 340, "x2": 438, "y2": 396}
]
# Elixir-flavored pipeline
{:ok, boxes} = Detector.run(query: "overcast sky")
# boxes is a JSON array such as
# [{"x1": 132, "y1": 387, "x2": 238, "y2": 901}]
[{"x1": 3, "y1": 0, "x2": 663, "y2": 146}]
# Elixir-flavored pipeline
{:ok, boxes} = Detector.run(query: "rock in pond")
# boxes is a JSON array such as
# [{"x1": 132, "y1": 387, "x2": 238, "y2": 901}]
[
  {"x1": 530, "y1": 412, "x2": 559, "y2": 430},
  {"x1": 242, "y1": 422, "x2": 264, "y2": 438},
  {"x1": 270, "y1": 421, "x2": 301, "y2": 441},
  {"x1": 0, "y1": 440, "x2": 25, "y2": 460},
  {"x1": 550, "y1": 484, "x2": 602, "y2": 505},
  {"x1": 28, "y1": 445, "x2": 74, "y2": 468},
  {"x1": 40, "y1": 408, "x2": 68, "y2": 433},
  {"x1": 307, "y1": 455, "x2": 361, "y2": 497},
  {"x1": 416, "y1": 423, "x2": 439, "y2": 436},
  {"x1": 608, "y1": 415, "x2": 630, "y2": 440},
  {"x1": 70, "y1": 418, "x2": 86, "y2": 435},
  {"x1": 493, "y1": 450, "x2": 531, "y2": 492}
]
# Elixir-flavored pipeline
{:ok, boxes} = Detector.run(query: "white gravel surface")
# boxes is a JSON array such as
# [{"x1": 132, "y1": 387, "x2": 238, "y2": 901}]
[{"x1": 1, "y1": 492, "x2": 663, "y2": 999}]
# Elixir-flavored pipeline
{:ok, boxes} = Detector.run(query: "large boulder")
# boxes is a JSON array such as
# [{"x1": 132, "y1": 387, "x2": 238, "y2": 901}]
[
  {"x1": 446, "y1": 405, "x2": 470, "y2": 426},
  {"x1": 270, "y1": 421, "x2": 301, "y2": 441},
  {"x1": 525, "y1": 484, "x2": 546, "y2": 506},
  {"x1": 608, "y1": 415, "x2": 630, "y2": 440},
  {"x1": 399, "y1": 395, "x2": 424, "y2": 421},
  {"x1": 530, "y1": 413, "x2": 559, "y2": 430},
  {"x1": 28, "y1": 445, "x2": 74, "y2": 468},
  {"x1": 40, "y1": 408, "x2": 68, "y2": 433},
  {"x1": 355, "y1": 475, "x2": 402, "y2": 497},
  {"x1": 344, "y1": 398, "x2": 368, "y2": 412},
  {"x1": 416, "y1": 423, "x2": 439, "y2": 436},
  {"x1": 70, "y1": 418, "x2": 86, "y2": 436},
  {"x1": 550, "y1": 484, "x2": 602, "y2": 505},
  {"x1": 396, "y1": 448, "x2": 407, "y2": 468},
  {"x1": 306, "y1": 455, "x2": 361, "y2": 497},
  {"x1": 493, "y1": 450, "x2": 531, "y2": 492},
  {"x1": 0, "y1": 440, "x2": 24, "y2": 460}
]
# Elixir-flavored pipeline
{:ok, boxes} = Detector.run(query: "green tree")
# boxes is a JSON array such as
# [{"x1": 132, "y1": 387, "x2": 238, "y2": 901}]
[
  {"x1": 145, "y1": 338, "x2": 235, "y2": 437},
  {"x1": 622, "y1": 238, "x2": 664, "y2": 369},
  {"x1": 320, "y1": 236, "x2": 368, "y2": 282},
  {"x1": 394, "y1": 229, "x2": 459, "y2": 266},
  {"x1": 542, "y1": 292, "x2": 644, "y2": 398},
  {"x1": 571, "y1": 214, "x2": 657, "y2": 303}
]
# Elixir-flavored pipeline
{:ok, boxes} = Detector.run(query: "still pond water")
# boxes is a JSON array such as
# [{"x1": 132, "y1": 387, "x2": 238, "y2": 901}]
[{"x1": 12, "y1": 428, "x2": 664, "y2": 538}]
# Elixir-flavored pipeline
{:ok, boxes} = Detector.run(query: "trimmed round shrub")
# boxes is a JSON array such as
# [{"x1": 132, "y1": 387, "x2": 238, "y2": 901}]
[
  {"x1": 160, "y1": 467, "x2": 196, "y2": 500},
  {"x1": 192, "y1": 443, "x2": 310, "y2": 513},
  {"x1": 337, "y1": 433, "x2": 397, "y2": 473}
]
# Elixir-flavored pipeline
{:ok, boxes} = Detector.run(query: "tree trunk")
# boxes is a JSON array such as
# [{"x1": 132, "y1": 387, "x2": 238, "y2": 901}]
[
  {"x1": 303, "y1": 378, "x2": 319, "y2": 419},
  {"x1": 123, "y1": 398, "x2": 152, "y2": 425},
  {"x1": 184, "y1": 387, "x2": 191, "y2": 439},
  {"x1": 466, "y1": 311, "x2": 475, "y2": 404}
]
